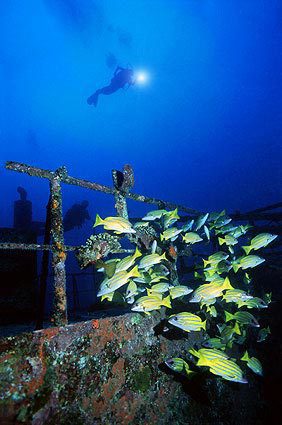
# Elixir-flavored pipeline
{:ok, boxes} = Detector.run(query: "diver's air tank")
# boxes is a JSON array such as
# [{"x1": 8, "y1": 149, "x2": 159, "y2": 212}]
[{"x1": 13, "y1": 186, "x2": 32, "y2": 230}]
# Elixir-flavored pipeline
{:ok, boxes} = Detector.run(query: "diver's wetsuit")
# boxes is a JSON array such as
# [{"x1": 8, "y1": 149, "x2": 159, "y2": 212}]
[{"x1": 87, "y1": 66, "x2": 134, "y2": 106}]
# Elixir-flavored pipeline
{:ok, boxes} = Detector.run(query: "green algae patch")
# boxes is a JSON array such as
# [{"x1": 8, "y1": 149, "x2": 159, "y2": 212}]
[
  {"x1": 130, "y1": 314, "x2": 143, "y2": 326},
  {"x1": 131, "y1": 366, "x2": 152, "y2": 393}
]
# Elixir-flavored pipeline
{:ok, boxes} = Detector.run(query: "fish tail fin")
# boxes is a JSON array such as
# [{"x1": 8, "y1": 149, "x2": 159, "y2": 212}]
[
  {"x1": 202, "y1": 320, "x2": 207, "y2": 330},
  {"x1": 233, "y1": 322, "x2": 241, "y2": 335},
  {"x1": 218, "y1": 237, "x2": 224, "y2": 246},
  {"x1": 232, "y1": 262, "x2": 240, "y2": 273},
  {"x1": 241, "y1": 351, "x2": 250, "y2": 362},
  {"x1": 197, "y1": 357, "x2": 209, "y2": 367},
  {"x1": 161, "y1": 252, "x2": 167, "y2": 260},
  {"x1": 203, "y1": 259, "x2": 209, "y2": 268},
  {"x1": 130, "y1": 265, "x2": 141, "y2": 278},
  {"x1": 184, "y1": 362, "x2": 195, "y2": 377},
  {"x1": 160, "y1": 234, "x2": 164, "y2": 242},
  {"x1": 223, "y1": 277, "x2": 234, "y2": 291},
  {"x1": 134, "y1": 247, "x2": 142, "y2": 259},
  {"x1": 171, "y1": 208, "x2": 179, "y2": 218},
  {"x1": 162, "y1": 295, "x2": 171, "y2": 309},
  {"x1": 189, "y1": 348, "x2": 200, "y2": 358},
  {"x1": 242, "y1": 245, "x2": 252, "y2": 255},
  {"x1": 94, "y1": 214, "x2": 104, "y2": 228},
  {"x1": 224, "y1": 310, "x2": 234, "y2": 322}
]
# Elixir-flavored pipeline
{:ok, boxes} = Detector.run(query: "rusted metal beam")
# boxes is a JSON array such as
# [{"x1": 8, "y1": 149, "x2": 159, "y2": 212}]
[
  {"x1": 246, "y1": 202, "x2": 282, "y2": 214},
  {"x1": 49, "y1": 172, "x2": 67, "y2": 326},
  {"x1": 0, "y1": 243, "x2": 132, "y2": 253},
  {"x1": 0, "y1": 243, "x2": 55, "y2": 251},
  {"x1": 6, "y1": 161, "x2": 201, "y2": 215},
  {"x1": 230, "y1": 212, "x2": 282, "y2": 221}
]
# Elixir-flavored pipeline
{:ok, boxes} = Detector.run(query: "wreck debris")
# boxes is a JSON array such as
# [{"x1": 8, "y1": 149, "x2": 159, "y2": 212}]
[
  {"x1": 6, "y1": 161, "x2": 201, "y2": 215},
  {"x1": 1, "y1": 160, "x2": 281, "y2": 328},
  {"x1": 76, "y1": 233, "x2": 123, "y2": 269}
]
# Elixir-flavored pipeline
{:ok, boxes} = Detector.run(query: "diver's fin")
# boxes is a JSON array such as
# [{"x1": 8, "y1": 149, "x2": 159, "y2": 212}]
[{"x1": 87, "y1": 92, "x2": 99, "y2": 107}]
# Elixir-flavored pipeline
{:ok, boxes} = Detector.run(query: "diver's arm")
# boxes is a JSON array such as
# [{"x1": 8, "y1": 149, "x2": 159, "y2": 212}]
[{"x1": 114, "y1": 66, "x2": 124, "y2": 76}]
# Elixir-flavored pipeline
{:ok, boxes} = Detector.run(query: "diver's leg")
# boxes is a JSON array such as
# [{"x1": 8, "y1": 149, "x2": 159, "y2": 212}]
[
  {"x1": 87, "y1": 84, "x2": 117, "y2": 106},
  {"x1": 99, "y1": 85, "x2": 116, "y2": 95}
]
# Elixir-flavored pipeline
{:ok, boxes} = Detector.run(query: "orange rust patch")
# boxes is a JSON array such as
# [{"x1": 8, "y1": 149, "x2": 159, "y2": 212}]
[
  {"x1": 99, "y1": 358, "x2": 126, "y2": 402},
  {"x1": 168, "y1": 244, "x2": 177, "y2": 259},
  {"x1": 114, "y1": 393, "x2": 140, "y2": 424},
  {"x1": 0, "y1": 352, "x2": 14, "y2": 362},
  {"x1": 26, "y1": 373, "x2": 44, "y2": 393},
  {"x1": 112, "y1": 358, "x2": 125, "y2": 381},
  {"x1": 52, "y1": 200, "x2": 59, "y2": 209},
  {"x1": 92, "y1": 319, "x2": 99, "y2": 329},
  {"x1": 42, "y1": 327, "x2": 60, "y2": 340},
  {"x1": 58, "y1": 251, "x2": 66, "y2": 261},
  {"x1": 92, "y1": 399, "x2": 106, "y2": 417}
]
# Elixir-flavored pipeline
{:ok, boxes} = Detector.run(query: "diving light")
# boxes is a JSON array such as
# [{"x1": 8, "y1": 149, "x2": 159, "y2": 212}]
[{"x1": 135, "y1": 70, "x2": 149, "y2": 84}]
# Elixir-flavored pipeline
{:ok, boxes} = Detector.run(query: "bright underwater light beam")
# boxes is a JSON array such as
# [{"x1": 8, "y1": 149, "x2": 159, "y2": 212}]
[{"x1": 134, "y1": 70, "x2": 150, "y2": 85}]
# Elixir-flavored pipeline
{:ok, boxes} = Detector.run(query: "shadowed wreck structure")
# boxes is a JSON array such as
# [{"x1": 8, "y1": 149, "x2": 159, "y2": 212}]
[
  {"x1": 0, "y1": 314, "x2": 266, "y2": 425},
  {"x1": 0, "y1": 161, "x2": 281, "y2": 424}
]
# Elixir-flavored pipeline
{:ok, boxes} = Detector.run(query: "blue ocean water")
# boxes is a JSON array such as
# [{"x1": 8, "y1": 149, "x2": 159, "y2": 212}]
[{"x1": 0, "y1": 0, "x2": 281, "y2": 229}]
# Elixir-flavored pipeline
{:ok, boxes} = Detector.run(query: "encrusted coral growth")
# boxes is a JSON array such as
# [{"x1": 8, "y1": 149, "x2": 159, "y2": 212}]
[
  {"x1": 0, "y1": 314, "x2": 193, "y2": 424},
  {"x1": 76, "y1": 233, "x2": 122, "y2": 269},
  {"x1": 133, "y1": 223, "x2": 158, "y2": 250}
]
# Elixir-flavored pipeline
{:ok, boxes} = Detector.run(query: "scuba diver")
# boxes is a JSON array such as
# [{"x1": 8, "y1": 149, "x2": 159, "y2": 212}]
[
  {"x1": 63, "y1": 201, "x2": 90, "y2": 232},
  {"x1": 87, "y1": 66, "x2": 135, "y2": 107}
]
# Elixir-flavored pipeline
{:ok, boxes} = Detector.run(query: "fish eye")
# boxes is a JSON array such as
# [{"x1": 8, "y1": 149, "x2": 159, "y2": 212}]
[{"x1": 173, "y1": 316, "x2": 178, "y2": 321}]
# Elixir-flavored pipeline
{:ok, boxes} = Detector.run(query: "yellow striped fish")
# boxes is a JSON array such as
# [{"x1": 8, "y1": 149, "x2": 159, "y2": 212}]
[
  {"x1": 115, "y1": 248, "x2": 142, "y2": 272},
  {"x1": 131, "y1": 294, "x2": 171, "y2": 313},
  {"x1": 209, "y1": 358, "x2": 248, "y2": 383},
  {"x1": 139, "y1": 252, "x2": 167, "y2": 270},
  {"x1": 165, "y1": 358, "x2": 195, "y2": 376},
  {"x1": 168, "y1": 312, "x2": 206, "y2": 332},
  {"x1": 98, "y1": 265, "x2": 140, "y2": 296},
  {"x1": 242, "y1": 233, "x2": 277, "y2": 255},
  {"x1": 94, "y1": 214, "x2": 136, "y2": 234},
  {"x1": 190, "y1": 277, "x2": 233, "y2": 303}
]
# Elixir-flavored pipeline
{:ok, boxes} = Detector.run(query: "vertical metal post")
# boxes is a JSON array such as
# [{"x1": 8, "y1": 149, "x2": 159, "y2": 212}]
[
  {"x1": 112, "y1": 164, "x2": 134, "y2": 219},
  {"x1": 112, "y1": 171, "x2": 129, "y2": 219},
  {"x1": 50, "y1": 169, "x2": 67, "y2": 326}
]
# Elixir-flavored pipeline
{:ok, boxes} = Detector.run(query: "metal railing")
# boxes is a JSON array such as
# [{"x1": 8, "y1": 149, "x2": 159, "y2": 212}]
[{"x1": 0, "y1": 161, "x2": 201, "y2": 327}]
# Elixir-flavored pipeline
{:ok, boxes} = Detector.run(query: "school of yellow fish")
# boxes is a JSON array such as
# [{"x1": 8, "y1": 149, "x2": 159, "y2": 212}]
[{"x1": 93, "y1": 209, "x2": 277, "y2": 384}]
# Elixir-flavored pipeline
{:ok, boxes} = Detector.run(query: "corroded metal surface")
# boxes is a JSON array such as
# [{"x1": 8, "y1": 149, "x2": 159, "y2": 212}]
[
  {"x1": 0, "y1": 312, "x2": 264, "y2": 425},
  {"x1": 112, "y1": 168, "x2": 130, "y2": 220},
  {"x1": 0, "y1": 313, "x2": 198, "y2": 424},
  {"x1": 6, "y1": 161, "x2": 201, "y2": 214},
  {"x1": 50, "y1": 174, "x2": 67, "y2": 327}
]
